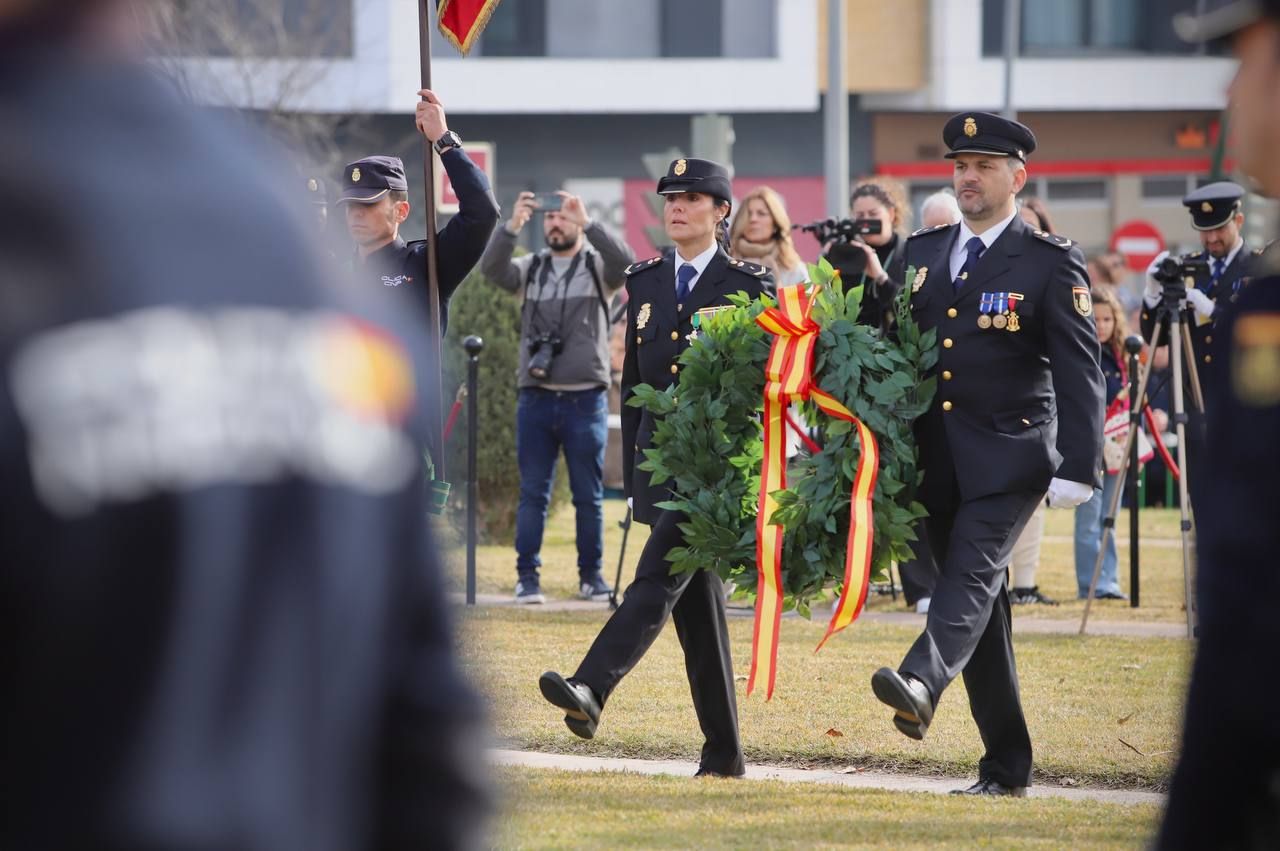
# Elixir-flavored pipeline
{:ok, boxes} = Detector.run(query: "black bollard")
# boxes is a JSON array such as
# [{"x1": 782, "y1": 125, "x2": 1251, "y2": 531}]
[
  {"x1": 1125, "y1": 334, "x2": 1143, "y2": 608},
  {"x1": 463, "y1": 335, "x2": 484, "y2": 606}
]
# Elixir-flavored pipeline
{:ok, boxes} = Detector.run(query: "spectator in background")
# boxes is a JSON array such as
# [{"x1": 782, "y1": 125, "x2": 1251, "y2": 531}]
[
  {"x1": 730, "y1": 185, "x2": 808, "y2": 286},
  {"x1": 920, "y1": 190, "x2": 962, "y2": 229},
  {"x1": 0, "y1": 2, "x2": 490, "y2": 849},
  {"x1": 826, "y1": 177, "x2": 911, "y2": 329},
  {"x1": 1075, "y1": 287, "x2": 1131, "y2": 600},
  {"x1": 481, "y1": 190, "x2": 635, "y2": 604},
  {"x1": 1018, "y1": 196, "x2": 1055, "y2": 234}
]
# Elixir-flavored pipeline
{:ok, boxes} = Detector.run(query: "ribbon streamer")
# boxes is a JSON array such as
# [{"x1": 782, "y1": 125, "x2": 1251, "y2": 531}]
[{"x1": 750, "y1": 284, "x2": 880, "y2": 698}]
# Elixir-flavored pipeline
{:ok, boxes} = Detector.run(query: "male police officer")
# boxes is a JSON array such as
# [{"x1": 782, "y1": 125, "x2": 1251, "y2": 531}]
[
  {"x1": 0, "y1": 3, "x2": 489, "y2": 849},
  {"x1": 537, "y1": 158, "x2": 771, "y2": 778},
  {"x1": 339, "y1": 89, "x2": 499, "y2": 336},
  {"x1": 870, "y1": 113, "x2": 1104, "y2": 797},
  {"x1": 1158, "y1": 3, "x2": 1280, "y2": 848},
  {"x1": 1140, "y1": 181, "x2": 1253, "y2": 510}
]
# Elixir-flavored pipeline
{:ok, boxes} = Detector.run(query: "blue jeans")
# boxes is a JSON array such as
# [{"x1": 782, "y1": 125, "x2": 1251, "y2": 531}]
[
  {"x1": 1074, "y1": 473, "x2": 1121, "y2": 597},
  {"x1": 515, "y1": 387, "x2": 607, "y2": 582}
]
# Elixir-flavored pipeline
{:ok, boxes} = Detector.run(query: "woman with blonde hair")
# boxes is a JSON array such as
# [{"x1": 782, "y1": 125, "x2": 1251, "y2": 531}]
[{"x1": 730, "y1": 185, "x2": 808, "y2": 286}]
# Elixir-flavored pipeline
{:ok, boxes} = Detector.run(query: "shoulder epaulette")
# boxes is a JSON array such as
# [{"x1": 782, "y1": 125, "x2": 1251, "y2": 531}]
[
  {"x1": 405, "y1": 239, "x2": 427, "y2": 250},
  {"x1": 1030, "y1": 229, "x2": 1073, "y2": 250},
  {"x1": 727, "y1": 258, "x2": 769, "y2": 277},
  {"x1": 1253, "y1": 247, "x2": 1265, "y2": 256},
  {"x1": 909, "y1": 224, "x2": 950, "y2": 239},
  {"x1": 625, "y1": 256, "x2": 663, "y2": 276}
]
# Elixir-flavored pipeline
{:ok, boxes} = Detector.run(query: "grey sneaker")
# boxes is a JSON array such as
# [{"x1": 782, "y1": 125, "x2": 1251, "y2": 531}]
[
  {"x1": 515, "y1": 578, "x2": 545, "y2": 604},
  {"x1": 578, "y1": 573, "x2": 611, "y2": 602}
]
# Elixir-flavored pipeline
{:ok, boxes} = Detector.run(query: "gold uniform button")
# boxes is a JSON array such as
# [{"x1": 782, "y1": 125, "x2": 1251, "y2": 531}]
[
  {"x1": 670, "y1": 364, "x2": 679, "y2": 374},
  {"x1": 1204, "y1": 355, "x2": 1212, "y2": 364},
  {"x1": 671, "y1": 331, "x2": 679, "y2": 341},
  {"x1": 942, "y1": 370, "x2": 953, "y2": 381},
  {"x1": 1205, "y1": 335, "x2": 1213, "y2": 344},
  {"x1": 942, "y1": 401, "x2": 953, "y2": 412},
  {"x1": 943, "y1": 338, "x2": 954, "y2": 348},
  {"x1": 947, "y1": 308, "x2": 958, "y2": 318},
  {"x1": 635, "y1": 336, "x2": 642, "y2": 344}
]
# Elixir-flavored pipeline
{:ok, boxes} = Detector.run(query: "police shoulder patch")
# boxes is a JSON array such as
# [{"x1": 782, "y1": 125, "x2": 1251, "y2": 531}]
[
  {"x1": 1031, "y1": 230, "x2": 1073, "y2": 250},
  {"x1": 909, "y1": 224, "x2": 950, "y2": 239},
  {"x1": 625, "y1": 256, "x2": 663, "y2": 276},
  {"x1": 729, "y1": 258, "x2": 768, "y2": 277}
]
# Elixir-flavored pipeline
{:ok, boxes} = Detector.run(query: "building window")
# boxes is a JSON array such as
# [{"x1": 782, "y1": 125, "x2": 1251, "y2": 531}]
[
  {"x1": 476, "y1": 0, "x2": 547, "y2": 56},
  {"x1": 156, "y1": 0, "x2": 354, "y2": 58},
  {"x1": 1142, "y1": 175, "x2": 1192, "y2": 200},
  {"x1": 1044, "y1": 178, "x2": 1108, "y2": 202},
  {"x1": 982, "y1": 0, "x2": 1226, "y2": 57},
  {"x1": 661, "y1": 0, "x2": 722, "y2": 57}
]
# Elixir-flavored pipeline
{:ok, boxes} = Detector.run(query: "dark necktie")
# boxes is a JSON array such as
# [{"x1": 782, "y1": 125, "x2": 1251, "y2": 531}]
[
  {"x1": 1207, "y1": 257, "x2": 1224, "y2": 293},
  {"x1": 676, "y1": 263, "x2": 696, "y2": 307},
  {"x1": 954, "y1": 236, "x2": 986, "y2": 290}
]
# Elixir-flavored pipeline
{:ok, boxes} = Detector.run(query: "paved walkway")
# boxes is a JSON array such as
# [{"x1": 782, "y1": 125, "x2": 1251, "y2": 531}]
[
  {"x1": 452, "y1": 593, "x2": 1187, "y2": 638},
  {"x1": 492, "y1": 749, "x2": 1164, "y2": 807}
]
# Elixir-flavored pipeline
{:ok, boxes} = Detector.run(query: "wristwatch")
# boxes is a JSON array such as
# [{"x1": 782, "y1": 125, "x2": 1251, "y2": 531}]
[{"x1": 433, "y1": 130, "x2": 462, "y2": 155}]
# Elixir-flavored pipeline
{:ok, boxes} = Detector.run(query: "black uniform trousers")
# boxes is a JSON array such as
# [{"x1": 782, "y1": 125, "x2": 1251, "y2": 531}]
[
  {"x1": 573, "y1": 510, "x2": 744, "y2": 775},
  {"x1": 900, "y1": 460, "x2": 1042, "y2": 787},
  {"x1": 898, "y1": 521, "x2": 939, "y2": 606}
]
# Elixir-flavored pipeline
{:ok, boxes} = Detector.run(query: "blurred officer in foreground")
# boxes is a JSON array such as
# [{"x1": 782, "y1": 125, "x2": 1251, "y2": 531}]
[
  {"x1": 1159, "y1": 2, "x2": 1280, "y2": 848},
  {"x1": 538, "y1": 158, "x2": 772, "y2": 778},
  {"x1": 870, "y1": 113, "x2": 1103, "y2": 797},
  {"x1": 0, "y1": 3, "x2": 489, "y2": 849},
  {"x1": 339, "y1": 95, "x2": 499, "y2": 337}
]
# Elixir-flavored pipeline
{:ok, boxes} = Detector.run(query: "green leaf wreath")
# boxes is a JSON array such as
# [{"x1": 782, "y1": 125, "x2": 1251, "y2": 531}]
[{"x1": 628, "y1": 259, "x2": 938, "y2": 616}]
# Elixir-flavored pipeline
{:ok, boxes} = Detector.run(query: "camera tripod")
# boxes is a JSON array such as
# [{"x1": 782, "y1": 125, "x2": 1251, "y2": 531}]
[{"x1": 1079, "y1": 272, "x2": 1206, "y2": 639}]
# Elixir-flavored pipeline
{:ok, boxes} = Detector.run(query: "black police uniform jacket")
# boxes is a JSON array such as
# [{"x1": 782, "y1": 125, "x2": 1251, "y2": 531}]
[
  {"x1": 354, "y1": 148, "x2": 500, "y2": 335},
  {"x1": 621, "y1": 247, "x2": 772, "y2": 525},
  {"x1": 905, "y1": 215, "x2": 1105, "y2": 501},
  {"x1": 1139, "y1": 243, "x2": 1253, "y2": 403}
]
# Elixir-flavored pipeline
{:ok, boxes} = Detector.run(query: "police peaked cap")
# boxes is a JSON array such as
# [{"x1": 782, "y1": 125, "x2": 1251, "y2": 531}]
[
  {"x1": 1183, "y1": 181, "x2": 1245, "y2": 230},
  {"x1": 338, "y1": 156, "x2": 409, "y2": 204},
  {"x1": 943, "y1": 112, "x2": 1037, "y2": 162},
  {"x1": 655, "y1": 157, "x2": 733, "y2": 203}
]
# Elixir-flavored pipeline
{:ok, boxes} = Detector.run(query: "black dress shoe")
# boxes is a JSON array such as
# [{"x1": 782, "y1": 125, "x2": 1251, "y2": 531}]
[
  {"x1": 950, "y1": 778, "x2": 1027, "y2": 797},
  {"x1": 694, "y1": 766, "x2": 744, "y2": 778},
  {"x1": 870, "y1": 667, "x2": 933, "y2": 740},
  {"x1": 538, "y1": 671, "x2": 602, "y2": 740},
  {"x1": 1010, "y1": 586, "x2": 1059, "y2": 606}
]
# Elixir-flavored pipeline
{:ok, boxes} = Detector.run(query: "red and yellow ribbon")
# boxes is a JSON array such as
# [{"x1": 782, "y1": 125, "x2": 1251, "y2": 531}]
[{"x1": 749, "y1": 284, "x2": 880, "y2": 698}]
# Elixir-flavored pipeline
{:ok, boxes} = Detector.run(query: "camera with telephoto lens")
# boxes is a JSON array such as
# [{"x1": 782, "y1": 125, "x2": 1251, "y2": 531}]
[
  {"x1": 1151, "y1": 252, "x2": 1211, "y2": 299},
  {"x1": 796, "y1": 217, "x2": 883, "y2": 246},
  {"x1": 527, "y1": 333, "x2": 564, "y2": 381}
]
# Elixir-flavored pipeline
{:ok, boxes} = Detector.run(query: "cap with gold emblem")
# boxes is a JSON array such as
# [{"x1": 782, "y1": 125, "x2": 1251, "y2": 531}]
[
  {"x1": 1182, "y1": 181, "x2": 1245, "y2": 231},
  {"x1": 305, "y1": 175, "x2": 328, "y2": 206},
  {"x1": 942, "y1": 111, "x2": 1037, "y2": 162},
  {"x1": 337, "y1": 156, "x2": 408, "y2": 204},
  {"x1": 655, "y1": 157, "x2": 733, "y2": 203}
]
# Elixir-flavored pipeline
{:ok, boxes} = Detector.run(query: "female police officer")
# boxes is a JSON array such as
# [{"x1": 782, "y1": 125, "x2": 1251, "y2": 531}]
[{"x1": 538, "y1": 158, "x2": 772, "y2": 777}]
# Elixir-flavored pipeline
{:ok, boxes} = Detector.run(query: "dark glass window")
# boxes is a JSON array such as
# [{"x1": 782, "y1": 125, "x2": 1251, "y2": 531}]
[
  {"x1": 982, "y1": 0, "x2": 1225, "y2": 56},
  {"x1": 661, "y1": 0, "x2": 722, "y2": 57},
  {"x1": 1046, "y1": 179, "x2": 1108, "y2": 201},
  {"x1": 477, "y1": 0, "x2": 548, "y2": 56},
  {"x1": 1142, "y1": 176, "x2": 1191, "y2": 199},
  {"x1": 156, "y1": 0, "x2": 354, "y2": 58}
]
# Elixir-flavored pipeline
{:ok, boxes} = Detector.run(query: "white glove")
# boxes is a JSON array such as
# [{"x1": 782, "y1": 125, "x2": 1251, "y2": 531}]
[
  {"x1": 1143, "y1": 250, "x2": 1169, "y2": 307},
  {"x1": 1185, "y1": 287, "x2": 1215, "y2": 322},
  {"x1": 627, "y1": 497, "x2": 633, "y2": 510},
  {"x1": 1045, "y1": 477, "x2": 1094, "y2": 509}
]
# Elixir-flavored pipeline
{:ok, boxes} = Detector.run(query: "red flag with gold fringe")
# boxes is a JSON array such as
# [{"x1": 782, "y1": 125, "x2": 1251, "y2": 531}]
[{"x1": 437, "y1": 0, "x2": 504, "y2": 56}]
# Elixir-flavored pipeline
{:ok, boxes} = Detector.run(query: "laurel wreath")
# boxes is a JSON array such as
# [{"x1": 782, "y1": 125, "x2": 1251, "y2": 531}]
[{"x1": 628, "y1": 260, "x2": 938, "y2": 616}]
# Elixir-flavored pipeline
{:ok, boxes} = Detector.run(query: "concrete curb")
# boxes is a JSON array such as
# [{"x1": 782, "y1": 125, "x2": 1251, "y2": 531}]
[{"x1": 491, "y1": 748, "x2": 1164, "y2": 806}]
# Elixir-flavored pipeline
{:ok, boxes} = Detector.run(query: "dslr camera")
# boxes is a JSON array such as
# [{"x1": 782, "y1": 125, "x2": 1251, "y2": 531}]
[
  {"x1": 797, "y1": 217, "x2": 882, "y2": 246},
  {"x1": 527, "y1": 333, "x2": 564, "y2": 381},
  {"x1": 1150, "y1": 252, "x2": 1211, "y2": 300}
]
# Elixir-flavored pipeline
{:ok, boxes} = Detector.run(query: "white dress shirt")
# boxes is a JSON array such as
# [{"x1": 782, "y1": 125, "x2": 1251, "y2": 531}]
[
  {"x1": 948, "y1": 208, "x2": 1020, "y2": 282},
  {"x1": 673, "y1": 242, "x2": 719, "y2": 296}
]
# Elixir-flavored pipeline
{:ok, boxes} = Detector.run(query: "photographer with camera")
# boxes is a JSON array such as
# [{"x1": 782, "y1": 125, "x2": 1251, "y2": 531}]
[
  {"x1": 817, "y1": 178, "x2": 911, "y2": 329},
  {"x1": 1139, "y1": 181, "x2": 1254, "y2": 511},
  {"x1": 481, "y1": 190, "x2": 635, "y2": 604}
]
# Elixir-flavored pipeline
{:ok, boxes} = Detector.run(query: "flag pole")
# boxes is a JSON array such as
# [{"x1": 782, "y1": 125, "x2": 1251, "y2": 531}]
[{"x1": 417, "y1": 1, "x2": 446, "y2": 480}]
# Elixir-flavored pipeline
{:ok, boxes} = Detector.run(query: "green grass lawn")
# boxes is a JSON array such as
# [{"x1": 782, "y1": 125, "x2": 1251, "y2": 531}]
[
  {"x1": 460, "y1": 608, "x2": 1187, "y2": 791},
  {"x1": 443, "y1": 499, "x2": 1192, "y2": 624},
  {"x1": 493, "y1": 766, "x2": 1161, "y2": 850}
]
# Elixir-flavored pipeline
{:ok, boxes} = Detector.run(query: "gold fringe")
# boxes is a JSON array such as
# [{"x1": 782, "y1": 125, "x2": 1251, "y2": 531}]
[{"x1": 436, "y1": 0, "x2": 505, "y2": 57}]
